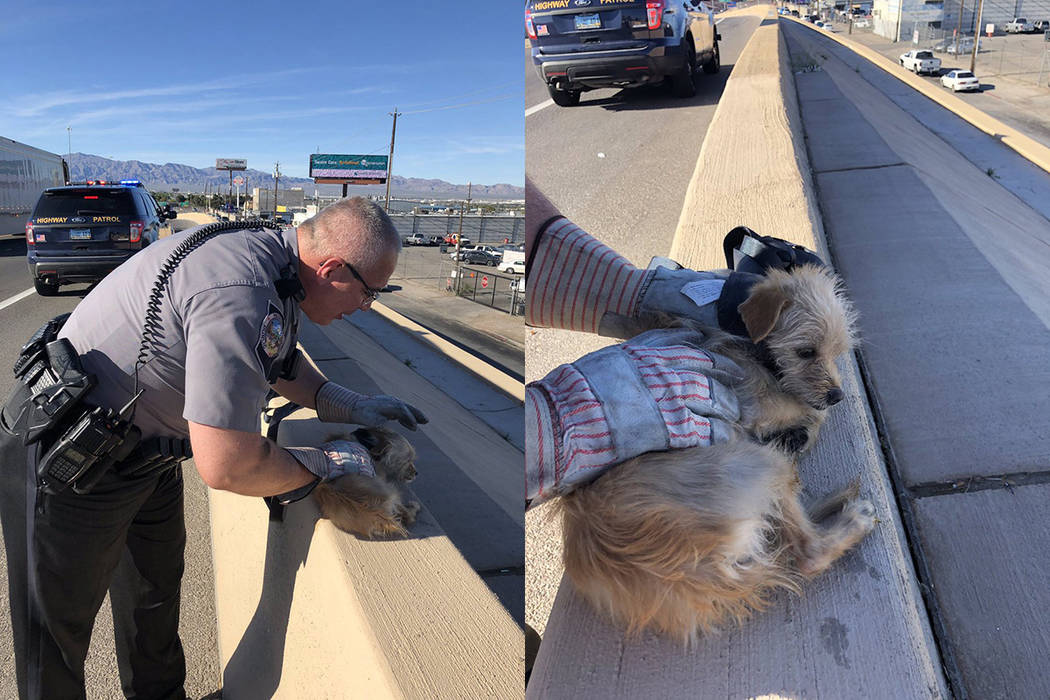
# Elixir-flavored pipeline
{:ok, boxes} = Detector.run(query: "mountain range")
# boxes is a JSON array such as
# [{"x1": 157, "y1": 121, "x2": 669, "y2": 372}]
[{"x1": 66, "y1": 153, "x2": 524, "y2": 200}]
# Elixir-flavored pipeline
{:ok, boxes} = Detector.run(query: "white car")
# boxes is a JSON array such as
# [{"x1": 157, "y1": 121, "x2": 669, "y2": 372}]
[
  {"x1": 853, "y1": 18, "x2": 870, "y2": 27},
  {"x1": 940, "y1": 69, "x2": 980, "y2": 92},
  {"x1": 498, "y1": 259, "x2": 525, "y2": 274}
]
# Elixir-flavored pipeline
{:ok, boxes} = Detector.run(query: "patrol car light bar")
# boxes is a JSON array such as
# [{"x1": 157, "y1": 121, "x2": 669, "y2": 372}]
[
  {"x1": 526, "y1": 10, "x2": 537, "y2": 40},
  {"x1": 647, "y1": 0, "x2": 664, "y2": 29}
]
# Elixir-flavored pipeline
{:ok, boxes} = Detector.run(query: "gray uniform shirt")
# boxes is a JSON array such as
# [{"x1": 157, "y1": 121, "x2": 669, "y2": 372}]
[{"x1": 59, "y1": 224, "x2": 301, "y2": 439}]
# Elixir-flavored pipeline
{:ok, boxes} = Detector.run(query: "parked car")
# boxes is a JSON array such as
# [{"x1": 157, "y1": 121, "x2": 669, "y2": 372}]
[
  {"x1": 899, "y1": 50, "x2": 941, "y2": 75},
  {"x1": 943, "y1": 38, "x2": 979, "y2": 54},
  {"x1": 405, "y1": 233, "x2": 428, "y2": 246},
  {"x1": 1032, "y1": 20, "x2": 1050, "y2": 31},
  {"x1": 451, "y1": 244, "x2": 500, "y2": 264},
  {"x1": 498, "y1": 259, "x2": 525, "y2": 274},
  {"x1": 25, "y1": 180, "x2": 175, "y2": 295},
  {"x1": 528, "y1": 0, "x2": 722, "y2": 104},
  {"x1": 853, "y1": 18, "x2": 871, "y2": 27},
  {"x1": 460, "y1": 249, "x2": 499, "y2": 266},
  {"x1": 1004, "y1": 17, "x2": 1034, "y2": 33},
  {"x1": 940, "y1": 69, "x2": 980, "y2": 92}
]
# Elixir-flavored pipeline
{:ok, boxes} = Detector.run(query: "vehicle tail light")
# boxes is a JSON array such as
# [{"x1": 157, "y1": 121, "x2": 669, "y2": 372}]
[
  {"x1": 26, "y1": 222, "x2": 34, "y2": 245},
  {"x1": 130, "y1": 221, "x2": 144, "y2": 243},
  {"x1": 526, "y1": 9, "x2": 537, "y2": 40},
  {"x1": 646, "y1": 0, "x2": 664, "y2": 30}
]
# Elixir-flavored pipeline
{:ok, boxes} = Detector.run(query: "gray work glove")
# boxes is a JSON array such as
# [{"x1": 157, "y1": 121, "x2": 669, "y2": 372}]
[
  {"x1": 315, "y1": 381, "x2": 428, "y2": 430},
  {"x1": 286, "y1": 439, "x2": 376, "y2": 481},
  {"x1": 599, "y1": 262, "x2": 731, "y2": 338},
  {"x1": 525, "y1": 327, "x2": 744, "y2": 507}
]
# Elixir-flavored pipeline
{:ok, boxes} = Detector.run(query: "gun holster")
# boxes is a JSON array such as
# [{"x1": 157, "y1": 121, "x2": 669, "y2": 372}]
[{"x1": 2, "y1": 314, "x2": 95, "y2": 446}]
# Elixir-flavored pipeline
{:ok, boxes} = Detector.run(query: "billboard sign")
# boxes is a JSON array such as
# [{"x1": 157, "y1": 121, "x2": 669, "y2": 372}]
[
  {"x1": 216, "y1": 158, "x2": 247, "y2": 170},
  {"x1": 309, "y1": 154, "x2": 388, "y2": 183}
]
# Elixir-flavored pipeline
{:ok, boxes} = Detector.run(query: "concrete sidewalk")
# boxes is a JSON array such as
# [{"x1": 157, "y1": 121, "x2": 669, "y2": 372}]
[{"x1": 784, "y1": 20, "x2": 1050, "y2": 698}]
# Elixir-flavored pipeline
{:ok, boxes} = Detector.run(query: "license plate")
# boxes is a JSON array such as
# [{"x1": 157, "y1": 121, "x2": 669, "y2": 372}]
[
  {"x1": 69, "y1": 229, "x2": 92, "y2": 240},
  {"x1": 575, "y1": 13, "x2": 600, "y2": 30}
]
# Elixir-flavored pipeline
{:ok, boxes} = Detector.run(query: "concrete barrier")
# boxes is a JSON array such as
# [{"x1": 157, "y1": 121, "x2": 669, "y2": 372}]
[
  {"x1": 211, "y1": 397, "x2": 523, "y2": 699},
  {"x1": 528, "y1": 13, "x2": 949, "y2": 698}
]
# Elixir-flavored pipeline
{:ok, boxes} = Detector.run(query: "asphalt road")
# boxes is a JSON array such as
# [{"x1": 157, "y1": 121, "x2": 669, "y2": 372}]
[{"x1": 525, "y1": 12, "x2": 766, "y2": 266}]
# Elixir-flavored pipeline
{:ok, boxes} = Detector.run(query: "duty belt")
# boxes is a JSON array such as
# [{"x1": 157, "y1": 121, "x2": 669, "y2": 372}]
[{"x1": 116, "y1": 436, "x2": 193, "y2": 479}]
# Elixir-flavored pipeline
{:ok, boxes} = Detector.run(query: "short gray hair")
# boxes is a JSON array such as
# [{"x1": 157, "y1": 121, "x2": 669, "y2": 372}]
[{"x1": 299, "y1": 197, "x2": 401, "y2": 270}]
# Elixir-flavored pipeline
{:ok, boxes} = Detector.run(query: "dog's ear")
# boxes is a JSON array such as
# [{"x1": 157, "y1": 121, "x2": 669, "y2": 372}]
[
  {"x1": 738, "y1": 283, "x2": 791, "y2": 342},
  {"x1": 352, "y1": 427, "x2": 381, "y2": 452}
]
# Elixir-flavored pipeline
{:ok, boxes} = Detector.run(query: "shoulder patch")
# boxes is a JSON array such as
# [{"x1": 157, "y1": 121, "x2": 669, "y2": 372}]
[
  {"x1": 255, "y1": 301, "x2": 284, "y2": 377},
  {"x1": 260, "y1": 310, "x2": 284, "y2": 358}
]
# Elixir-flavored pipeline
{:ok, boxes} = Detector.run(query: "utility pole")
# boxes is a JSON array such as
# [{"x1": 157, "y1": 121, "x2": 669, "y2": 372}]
[
  {"x1": 273, "y1": 162, "x2": 281, "y2": 221},
  {"x1": 895, "y1": 0, "x2": 904, "y2": 42},
  {"x1": 955, "y1": 0, "x2": 965, "y2": 44},
  {"x1": 970, "y1": 0, "x2": 984, "y2": 72},
  {"x1": 453, "y1": 181, "x2": 471, "y2": 297},
  {"x1": 66, "y1": 126, "x2": 71, "y2": 181},
  {"x1": 384, "y1": 108, "x2": 401, "y2": 213}
]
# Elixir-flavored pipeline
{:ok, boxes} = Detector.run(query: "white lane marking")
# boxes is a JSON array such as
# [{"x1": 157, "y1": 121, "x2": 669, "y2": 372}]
[
  {"x1": 0, "y1": 287, "x2": 36, "y2": 312},
  {"x1": 526, "y1": 99, "x2": 554, "y2": 117}
]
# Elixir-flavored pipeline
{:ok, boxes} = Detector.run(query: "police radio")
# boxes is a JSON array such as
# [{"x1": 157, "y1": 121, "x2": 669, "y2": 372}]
[{"x1": 36, "y1": 392, "x2": 142, "y2": 495}]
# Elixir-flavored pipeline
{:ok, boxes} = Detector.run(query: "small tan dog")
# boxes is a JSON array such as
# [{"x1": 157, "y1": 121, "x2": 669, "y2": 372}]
[
  {"x1": 557, "y1": 264, "x2": 876, "y2": 643},
  {"x1": 313, "y1": 427, "x2": 421, "y2": 539}
]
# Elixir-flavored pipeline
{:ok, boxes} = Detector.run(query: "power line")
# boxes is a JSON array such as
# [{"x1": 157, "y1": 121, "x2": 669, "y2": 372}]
[{"x1": 401, "y1": 94, "x2": 516, "y2": 115}]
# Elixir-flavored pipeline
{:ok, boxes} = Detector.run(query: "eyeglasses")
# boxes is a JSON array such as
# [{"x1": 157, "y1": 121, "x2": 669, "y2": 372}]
[{"x1": 343, "y1": 261, "x2": 382, "y2": 304}]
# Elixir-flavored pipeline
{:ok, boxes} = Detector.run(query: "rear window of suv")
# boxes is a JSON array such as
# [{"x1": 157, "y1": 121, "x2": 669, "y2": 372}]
[{"x1": 33, "y1": 189, "x2": 135, "y2": 218}]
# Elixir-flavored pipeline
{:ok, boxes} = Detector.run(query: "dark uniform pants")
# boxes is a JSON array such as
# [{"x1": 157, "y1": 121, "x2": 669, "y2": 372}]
[{"x1": 0, "y1": 429, "x2": 187, "y2": 700}]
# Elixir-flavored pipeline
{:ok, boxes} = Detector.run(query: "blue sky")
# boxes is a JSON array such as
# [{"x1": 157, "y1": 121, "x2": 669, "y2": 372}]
[{"x1": 1, "y1": 1, "x2": 523, "y2": 186}]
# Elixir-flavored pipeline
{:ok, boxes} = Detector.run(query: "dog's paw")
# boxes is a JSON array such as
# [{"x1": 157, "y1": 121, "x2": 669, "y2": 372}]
[
  {"x1": 846, "y1": 499, "x2": 876, "y2": 532},
  {"x1": 764, "y1": 426, "x2": 810, "y2": 455},
  {"x1": 397, "y1": 499, "x2": 421, "y2": 527}
]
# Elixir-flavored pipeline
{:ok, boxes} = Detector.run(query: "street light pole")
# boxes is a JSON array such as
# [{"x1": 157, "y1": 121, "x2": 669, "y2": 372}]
[
  {"x1": 66, "y1": 126, "x2": 71, "y2": 180},
  {"x1": 273, "y1": 162, "x2": 281, "y2": 221}
]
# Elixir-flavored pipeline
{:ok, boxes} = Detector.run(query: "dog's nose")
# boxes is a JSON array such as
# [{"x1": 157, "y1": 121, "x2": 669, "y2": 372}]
[{"x1": 825, "y1": 388, "x2": 844, "y2": 406}]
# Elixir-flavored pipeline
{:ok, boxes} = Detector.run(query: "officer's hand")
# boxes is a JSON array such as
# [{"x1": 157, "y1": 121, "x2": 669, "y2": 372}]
[
  {"x1": 351, "y1": 395, "x2": 428, "y2": 430},
  {"x1": 320, "y1": 440, "x2": 377, "y2": 479},
  {"x1": 526, "y1": 328, "x2": 744, "y2": 507},
  {"x1": 315, "y1": 381, "x2": 428, "y2": 430},
  {"x1": 600, "y1": 265, "x2": 732, "y2": 338},
  {"x1": 286, "y1": 440, "x2": 376, "y2": 483}
]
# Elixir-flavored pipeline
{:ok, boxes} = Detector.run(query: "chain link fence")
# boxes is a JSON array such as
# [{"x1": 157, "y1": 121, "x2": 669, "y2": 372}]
[
  {"x1": 389, "y1": 214, "x2": 524, "y2": 245},
  {"x1": 839, "y1": 12, "x2": 1050, "y2": 87},
  {"x1": 391, "y1": 247, "x2": 526, "y2": 316}
]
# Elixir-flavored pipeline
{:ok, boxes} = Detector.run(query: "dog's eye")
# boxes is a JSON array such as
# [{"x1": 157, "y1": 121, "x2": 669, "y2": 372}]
[{"x1": 796, "y1": 347, "x2": 817, "y2": 359}]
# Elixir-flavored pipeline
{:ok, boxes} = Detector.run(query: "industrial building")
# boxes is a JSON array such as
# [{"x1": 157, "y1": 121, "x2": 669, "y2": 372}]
[{"x1": 871, "y1": 0, "x2": 1050, "y2": 41}]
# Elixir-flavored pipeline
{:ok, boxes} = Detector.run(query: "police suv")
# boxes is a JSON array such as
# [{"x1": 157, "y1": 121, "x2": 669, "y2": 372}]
[
  {"x1": 25, "y1": 180, "x2": 175, "y2": 296},
  {"x1": 527, "y1": 0, "x2": 721, "y2": 106}
]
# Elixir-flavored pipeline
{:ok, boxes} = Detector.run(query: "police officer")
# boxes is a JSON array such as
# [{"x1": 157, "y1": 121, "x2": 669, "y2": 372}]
[{"x1": 0, "y1": 196, "x2": 427, "y2": 699}]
